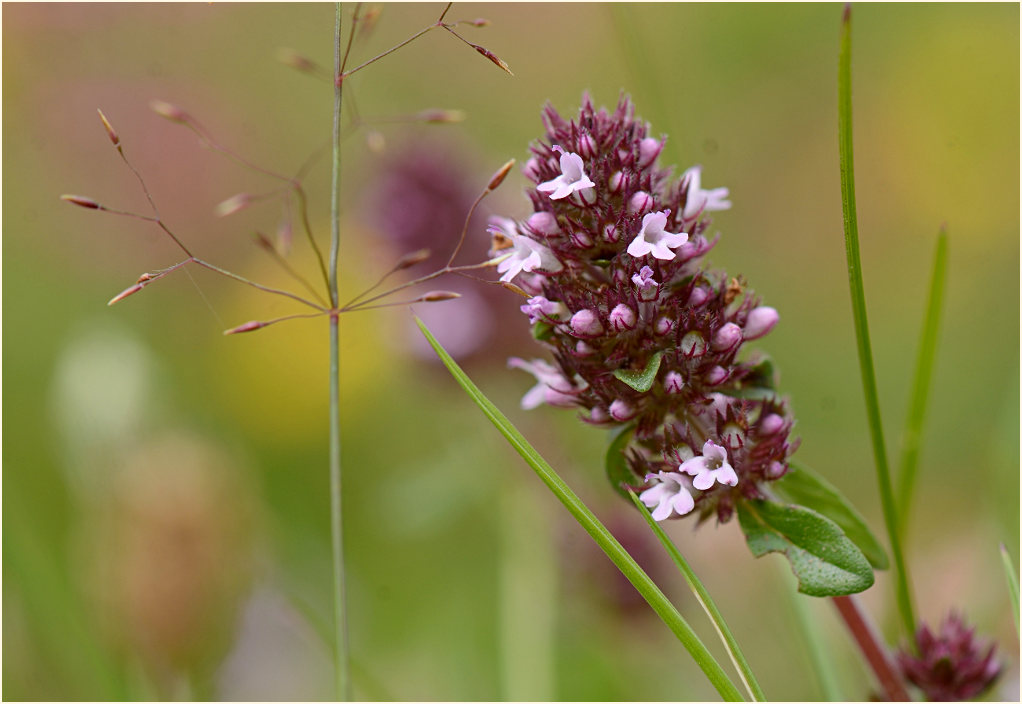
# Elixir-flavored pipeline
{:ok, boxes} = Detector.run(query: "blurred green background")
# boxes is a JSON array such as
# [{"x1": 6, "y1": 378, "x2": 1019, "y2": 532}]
[{"x1": 3, "y1": 3, "x2": 1018, "y2": 701}]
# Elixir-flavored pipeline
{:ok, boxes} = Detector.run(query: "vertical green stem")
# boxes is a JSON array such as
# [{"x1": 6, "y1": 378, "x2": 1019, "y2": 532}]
[
  {"x1": 330, "y1": 2, "x2": 351, "y2": 700},
  {"x1": 837, "y1": 5, "x2": 916, "y2": 640}
]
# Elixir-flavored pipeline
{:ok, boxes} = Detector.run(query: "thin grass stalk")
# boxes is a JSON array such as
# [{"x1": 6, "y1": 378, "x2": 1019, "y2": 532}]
[
  {"x1": 627, "y1": 490, "x2": 765, "y2": 702},
  {"x1": 896, "y1": 228, "x2": 948, "y2": 532},
  {"x1": 329, "y1": 2, "x2": 351, "y2": 700},
  {"x1": 837, "y1": 5, "x2": 916, "y2": 640},
  {"x1": 787, "y1": 591, "x2": 842, "y2": 701},
  {"x1": 417, "y1": 318, "x2": 744, "y2": 702}
]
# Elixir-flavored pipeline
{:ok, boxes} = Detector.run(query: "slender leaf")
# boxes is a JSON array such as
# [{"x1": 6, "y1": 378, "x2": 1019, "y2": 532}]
[
  {"x1": 737, "y1": 499, "x2": 874, "y2": 597},
  {"x1": 774, "y1": 462, "x2": 889, "y2": 570},
  {"x1": 605, "y1": 424, "x2": 637, "y2": 499},
  {"x1": 629, "y1": 491, "x2": 765, "y2": 702},
  {"x1": 838, "y1": 5, "x2": 916, "y2": 636},
  {"x1": 1000, "y1": 544, "x2": 1019, "y2": 637},
  {"x1": 417, "y1": 318, "x2": 744, "y2": 702},
  {"x1": 613, "y1": 350, "x2": 663, "y2": 392},
  {"x1": 896, "y1": 228, "x2": 948, "y2": 532},
  {"x1": 787, "y1": 591, "x2": 843, "y2": 701}
]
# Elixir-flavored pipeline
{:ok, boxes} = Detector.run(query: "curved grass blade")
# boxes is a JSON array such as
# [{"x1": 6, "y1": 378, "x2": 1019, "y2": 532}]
[
  {"x1": 896, "y1": 228, "x2": 948, "y2": 533},
  {"x1": 628, "y1": 490, "x2": 765, "y2": 701},
  {"x1": 838, "y1": 4, "x2": 916, "y2": 638},
  {"x1": 417, "y1": 317, "x2": 744, "y2": 702},
  {"x1": 1001, "y1": 544, "x2": 1020, "y2": 637},
  {"x1": 775, "y1": 462, "x2": 889, "y2": 570},
  {"x1": 787, "y1": 590, "x2": 843, "y2": 701}
]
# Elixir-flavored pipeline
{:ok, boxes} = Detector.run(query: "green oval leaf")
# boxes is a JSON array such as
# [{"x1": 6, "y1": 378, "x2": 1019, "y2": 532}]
[
  {"x1": 773, "y1": 462, "x2": 889, "y2": 570},
  {"x1": 737, "y1": 499, "x2": 875, "y2": 597},
  {"x1": 605, "y1": 424, "x2": 637, "y2": 499},
  {"x1": 613, "y1": 350, "x2": 663, "y2": 392}
]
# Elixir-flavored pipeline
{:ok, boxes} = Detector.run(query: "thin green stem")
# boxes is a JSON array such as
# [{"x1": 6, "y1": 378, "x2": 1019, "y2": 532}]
[
  {"x1": 417, "y1": 318, "x2": 744, "y2": 702},
  {"x1": 896, "y1": 228, "x2": 948, "y2": 533},
  {"x1": 628, "y1": 491, "x2": 764, "y2": 701},
  {"x1": 787, "y1": 591, "x2": 842, "y2": 701},
  {"x1": 329, "y1": 3, "x2": 350, "y2": 701},
  {"x1": 837, "y1": 5, "x2": 916, "y2": 641}
]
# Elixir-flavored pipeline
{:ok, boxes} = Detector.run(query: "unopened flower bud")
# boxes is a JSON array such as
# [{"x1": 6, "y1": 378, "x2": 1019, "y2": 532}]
[
  {"x1": 759, "y1": 414, "x2": 785, "y2": 436},
  {"x1": 487, "y1": 158, "x2": 516, "y2": 191},
  {"x1": 526, "y1": 211, "x2": 559, "y2": 236},
  {"x1": 578, "y1": 132, "x2": 597, "y2": 158},
  {"x1": 638, "y1": 137, "x2": 662, "y2": 167},
  {"x1": 576, "y1": 341, "x2": 595, "y2": 356},
  {"x1": 523, "y1": 157, "x2": 541, "y2": 181},
  {"x1": 609, "y1": 304, "x2": 637, "y2": 332},
  {"x1": 687, "y1": 286, "x2": 711, "y2": 307},
  {"x1": 680, "y1": 330, "x2": 707, "y2": 356},
  {"x1": 628, "y1": 190, "x2": 653, "y2": 214},
  {"x1": 609, "y1": 399, "x2": 636, "y2": 422},
  {"x1": 608, "y1": 170, "x2": 625, "y2": 193},
  {"x1": 766, "y1": 461, "x2": 787, "y2": 479},
  {"x1": 721, "y1": 423, "x2": 745, "y2": 448},
  {"x1": 149, "y1": 99, "x2": 189, "y2": 123},
  {"x1": 603, "y1": 224, "x2": 619, "y2": 243},
  {"x1": 744, "y1": 306, "x2": 779, "y2": 340},
  {"x1": 655, "y1": 317, "x2": 675, "y2": 336},
  {"x1": 570, "y1": 309, "x2": 604, "y2": 337},
  {"x1": 97, "y1": 108, "x2": 120, "y2": 146},
  {"x1": 704, "y1": 366, "x2": 728, "y2": 385},
  {"x1": 570, "y1": 230, "x2": 593, "y2": 248},
  {"x1": 664, "y1": 371, "x2": 685, "y2": 394},
  {"x1": 61, "y1": 194, "x2": 101, "y2": 209},
  {"x1": 711, "y1": 322, "x2": 742, "y2": 351},
  {"x1": 590, "y1": 406, "x2": 609, "y2": 423},
  {"x1": 214, "y1": 193, "x2": 251, "y2": 217}
]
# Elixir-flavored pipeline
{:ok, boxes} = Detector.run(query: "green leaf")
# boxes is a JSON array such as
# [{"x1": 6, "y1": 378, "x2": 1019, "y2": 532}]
[
  {"x1": 605, "y1": 424, "x2": 636, "y2": 499},
  {"x1": 613, "y1": 350, "x2": 663, "y2": 392},
  {"x1": 1000, "y1": 544, "x2": 1019, "y2": 637},
  {"x1": 774, "y1": 462, "x2": 889, "y2": 570},
  {"x1": 737, "y1": 498, "x2": 875, "y2": 597},
  {"x1": 531, "y1": 320, "x2": 554, "y2": 341},
  {"x1": 415, "y1": 318, "x2": 744, "y2": 702}
]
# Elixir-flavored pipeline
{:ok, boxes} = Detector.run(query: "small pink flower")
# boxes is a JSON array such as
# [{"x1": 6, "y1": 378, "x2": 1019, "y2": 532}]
[
  {"x1": 681, "y1": 166, "x2": 731, "y2": 219},
  {"x1": 626, "y1": 210, "x2": 688, "y2": 260},
  {"x1": 537, "y1": 146, "x2": 596, "y2": 200},
  {"x1": 680, "y1": 440, "x2": 738, "y2": 490},
  {"x1": 640, "y1": 471, "x2": 695, "y2": 521}
]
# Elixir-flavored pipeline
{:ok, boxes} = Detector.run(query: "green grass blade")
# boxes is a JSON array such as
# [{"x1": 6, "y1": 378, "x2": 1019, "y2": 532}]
[
  {"x1": 896, "y1": 228, "x2": 948, "y2": 533},
  {"x1": 417, "y1": 318, "x2": 744, "y2": 702},
  {"x1": 1000, "y1": 544, "x2": 1020, "y2": 637},
  {"x1": 628, "y1": 490, "x2": 765, "y2": 701},
  {"x1": 787, "y1": 591, "x2": 843, "y2": 701},
  {"x1": 838, "y1": 4, "x2": 917, "y2": 640}
]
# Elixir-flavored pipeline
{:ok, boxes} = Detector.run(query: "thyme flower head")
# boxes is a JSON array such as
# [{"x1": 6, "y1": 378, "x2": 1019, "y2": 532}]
[
  {"x1": 896, "y1": 612, "x2": 1001, "y2": 702},
  {"x1": 493, "y1": 96, "x2": 799, "y2": 524}
]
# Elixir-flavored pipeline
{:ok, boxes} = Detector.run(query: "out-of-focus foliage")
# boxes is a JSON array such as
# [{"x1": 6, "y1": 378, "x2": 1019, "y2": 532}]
[{"x1": 3, "y1": 4, "x2": 1018, "y2": 700}]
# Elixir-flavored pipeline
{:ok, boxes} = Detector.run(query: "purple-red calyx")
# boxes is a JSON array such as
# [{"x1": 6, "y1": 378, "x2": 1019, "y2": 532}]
[
  {"x1": 496, "y1": 95, "x2": 799, "y2": 524},
  {"x1": 896, "y1": 613, "x2": 1001, "y2": 702}
]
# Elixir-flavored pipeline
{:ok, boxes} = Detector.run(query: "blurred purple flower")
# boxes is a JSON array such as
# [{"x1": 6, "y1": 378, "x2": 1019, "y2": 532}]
[{"x1": 897, "y1": 612, "x2": 1001, "y2": 702}]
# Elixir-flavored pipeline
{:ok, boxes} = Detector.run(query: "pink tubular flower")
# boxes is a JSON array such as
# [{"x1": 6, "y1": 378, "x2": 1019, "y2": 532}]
[
  {"x1": 681, "y1": 165, "x2": 731, "y2": 219},
  {"x1": 680, "y1": 440, "x2": 739, "y2": 490},
  {"x1": 507, "y1": 357, "x2": 584, "y2": 410},
  {"x1": 626, "y1": 210, "x2": 688, "y2": 260},
  {"x1": 639, "y1": 471, "x2": 695, "y2": 521},
  {"x1": 537, "y1": 146, "x2": 596, "y2": 200},
  {"x1": 492, "y1": 228, "x2": 563, "y2": 283}
]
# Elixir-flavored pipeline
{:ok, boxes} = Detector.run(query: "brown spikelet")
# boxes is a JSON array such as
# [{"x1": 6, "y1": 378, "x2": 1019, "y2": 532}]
[
  {"x1": 97, "y1": 109, "x2": 120, "y2": 146},
  {"x1": 395, "y1": 249, "x2": 431, "y2": 271},
  {"x1": 473, "y1": 45, "x2": 514, "y2": 76},
  {"x1": 214, "y1": 193, "x2": 251, "y2": 218},
  {"x1": 108, "y1": 283, "x2": 145, "y2": 306},
  {"x1": 149, "y1": 99, "x2": 189, "y2": 123},
  {"x1": 500, "y1": 282, "x2": 530, "y2": 298},
  {"x1": 468, "y1": 18, "x2": 490, "y2": 27},
  {"x1": 276, "y1": 48, "x2": 317, "y2": 73},
  {"x1": 223, "y1": 321, "x2": 265, "y2": 335},
  {"x1": 418, "y1": 291, "x2": 461, "y2": 302},
  {"x1": 416, "y1": 109, "x2": 466, "y2": 124},
  {"x1": 487, "y1": 159, "x2": 516, "y2": 191},
  {"x1": 61, "y1": 194, "x2": 101, "y2": 209}
]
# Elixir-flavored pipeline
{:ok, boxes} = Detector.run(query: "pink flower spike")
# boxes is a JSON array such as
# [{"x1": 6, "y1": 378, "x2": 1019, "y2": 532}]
[
  {"x1": 679, "y1": 440, "x2": 738, "y2": 490},
  {"x1": 640, "y1": 471, "x2": 695, "y2": 521},
  {"x1": 536, "y1": 146, "x2": 596, "y2": 200},
  {"x1": 626, "y1": 210, "x2": 688, "y2": 260}
]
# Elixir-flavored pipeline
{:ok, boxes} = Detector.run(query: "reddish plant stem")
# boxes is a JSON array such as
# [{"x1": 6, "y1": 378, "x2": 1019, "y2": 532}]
[{"x1": 831, "y1": 595, "x2": 911, "y2": 701}]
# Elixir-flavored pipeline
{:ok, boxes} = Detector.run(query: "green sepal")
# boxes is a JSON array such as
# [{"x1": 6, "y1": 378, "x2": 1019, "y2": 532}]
[
  {"x1": 719, "y1": 356, "x2": 777, "y2": 401},
  {"x1": 605, "y1": 424, "x2": 637, "y2": 499},
  {"x1": 613, "y1": 350, "x2": 663, "y2": 392},
  {"x1": 737, "y1": 498, "x2": 875, "y2": 597},
  {"x1": 531, "y1": 320, "x2": 554, "y2": 341},
  {"x1": 773, "y1": 462, "x2": 889, "y2": 570}
]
